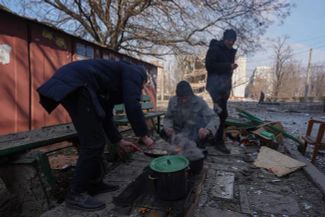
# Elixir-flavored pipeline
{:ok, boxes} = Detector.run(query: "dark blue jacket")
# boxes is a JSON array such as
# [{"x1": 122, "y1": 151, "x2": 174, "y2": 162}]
[
  {"x1": 37, "y1": 59, "x2": 148, "y2": 142},
  {"x1": 205, "y1": 40, "x2": 237, "y2": 99},
  {"x1": 205, "y1": 39, "x2": 237, "y2": 76}
]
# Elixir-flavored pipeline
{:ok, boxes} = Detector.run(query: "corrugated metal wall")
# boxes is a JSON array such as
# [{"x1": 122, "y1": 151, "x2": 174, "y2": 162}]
[
  {"x1": 0, "y1": 9, "x2": 157, "y2": 135},
  {"x1": 30, "y1": 24, "x2": 73, "y2": 129},
  {"x1": 0, "y1": 12, "x2": 30, "y2": 134}
]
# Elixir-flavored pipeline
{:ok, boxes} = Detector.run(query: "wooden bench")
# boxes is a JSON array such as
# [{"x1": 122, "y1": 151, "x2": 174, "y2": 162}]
[
  {"x1": 0, "y1": 123, "x2": 77, "y2": 186},
  {"x1": 113, "y1": 95, "x2": 165, "y2": 133},
  {"x1": 0, "y1": 96, "x2": 164, "y2": 159},
  {"x1": 0, "y1": 95, "x2": 164, "y2": 187}
]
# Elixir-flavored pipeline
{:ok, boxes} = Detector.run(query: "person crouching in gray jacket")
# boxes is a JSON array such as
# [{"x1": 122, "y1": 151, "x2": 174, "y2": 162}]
[{"x1": 163, "y1": 81, "x2": 219, "y2": 154}]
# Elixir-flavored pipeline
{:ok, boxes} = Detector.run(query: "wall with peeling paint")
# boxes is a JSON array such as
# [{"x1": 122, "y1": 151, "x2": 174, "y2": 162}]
[
  {"x1": 0, "y1": 44, "x2": 11, "y2": 64},
  {"x1": 0, "y1": 9, "x2": 157, "y2": 135}
]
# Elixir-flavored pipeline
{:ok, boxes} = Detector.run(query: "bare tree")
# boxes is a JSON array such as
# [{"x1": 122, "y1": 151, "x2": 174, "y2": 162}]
[
  {"x1": 0, "y1": 0, "x2": 292, "y2": 57},
  {"x1": 270, "y1": 36, "x2": 293, "y2": 97},
  {"x1": 277, "y1": 62, "x2": 303, "y2": 98},
  {"x1": 175, "y1": 55, "x2": 196, "y2": 81}
]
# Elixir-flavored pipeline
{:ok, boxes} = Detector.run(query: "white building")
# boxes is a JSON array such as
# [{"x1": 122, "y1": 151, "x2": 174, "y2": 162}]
[
  {"x1": 253, "y1": 66, "x2": 273, "y2": 95},
  {"x1": 232, "y1": 57, "x2": 247, "y2": 98},
  {"x1": 254, "y1": 66, "x2": 272, "y2": 81}
]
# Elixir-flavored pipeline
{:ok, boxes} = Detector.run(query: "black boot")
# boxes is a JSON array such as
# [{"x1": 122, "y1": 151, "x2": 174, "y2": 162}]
[
  {"x1": 65, "y1": 191, "x2": 106, "y2": 211},
  {"x1": 88, "y1": 182, "x2": 120, "y2": 196},
  {"x1": 214, "y1": 140, "x2": 230, "y2": 154}
]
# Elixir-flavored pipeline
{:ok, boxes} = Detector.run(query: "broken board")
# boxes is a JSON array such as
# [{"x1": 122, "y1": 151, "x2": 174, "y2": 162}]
[
  {"x1": 254, "y1": 146, "x2": 305, "y2": 177},
  {"x1": 211, "y1": 171, "x2": 235, "y2": 200}
]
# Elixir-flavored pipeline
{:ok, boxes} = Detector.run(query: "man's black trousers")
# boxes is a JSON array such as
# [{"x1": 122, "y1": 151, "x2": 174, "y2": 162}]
[{"x1": 62, "y1": 88, "x2": 106, "y2": 193}]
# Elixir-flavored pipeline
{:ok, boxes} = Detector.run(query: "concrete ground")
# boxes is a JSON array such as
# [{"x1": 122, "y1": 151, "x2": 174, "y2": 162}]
[
  {"x1": 37, "y1": 102, "x2": 325, "y2": 217},
  {"x1": 41, "y1": 133, "x2": 325, "y2": 216},
  {"x1": 194, "y1": 145, "x2": 325, "y2": 217}
]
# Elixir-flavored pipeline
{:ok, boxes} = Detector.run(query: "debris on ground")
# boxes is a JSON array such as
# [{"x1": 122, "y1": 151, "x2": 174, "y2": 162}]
[
  {"x1": 2, "y1": 103, "x2": 325, "y2": 217},
  {"x1": 254, "y1": 146, "x2": 305, "y2": 177}
]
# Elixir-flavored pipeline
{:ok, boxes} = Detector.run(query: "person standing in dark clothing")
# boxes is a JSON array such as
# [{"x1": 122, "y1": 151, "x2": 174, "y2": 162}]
[
  {"x1": 258, "y1": 91, "x2": 265, "y2": 104},
  {"x1": 37, "y1": 59, "x2": 155, "y2": 211},
  {"x1": 205, "y1": 29, "x2": 238, "y2": 154}
]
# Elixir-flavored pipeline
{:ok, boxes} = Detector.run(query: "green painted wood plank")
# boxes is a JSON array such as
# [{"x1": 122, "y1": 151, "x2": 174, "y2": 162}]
[
  {"x1": 0, "y1": 95, "x2": 164, "y2": 157},
  {"x1": 114, "y1": 104, "x2": 125, "y2": 114},
  {"x1": 141, "y1": 95, "x2": 151, "y2": 102},
  {"x1": 236, "y1": 107, "x2": 303, "y2": 145},
  {"x1": 0, "y1": 123, "x2": 77, "y2": 157},
  {"x1": 141, "y1": 101, "x2": 154, "y2": 110}
]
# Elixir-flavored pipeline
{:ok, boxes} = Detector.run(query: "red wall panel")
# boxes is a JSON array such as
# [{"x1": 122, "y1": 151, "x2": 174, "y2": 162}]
[
  {"x1": 0, "y1": 13, "x2": 30, "y2": 135},
  {"x1": 29, "y1": 24, "x2": 72, "y2": 129},
  {"x1": 0, "y1": 9, "x2": 158, "y2": 135}
]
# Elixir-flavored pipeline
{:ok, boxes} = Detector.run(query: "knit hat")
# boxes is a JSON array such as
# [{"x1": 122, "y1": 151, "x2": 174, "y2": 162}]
[
  {"x1": 223, "y1": 29, "x2": 237, "y2": 41},
  {"x1": 176, "y1": 80, "x2": 194, "y2": 97}
]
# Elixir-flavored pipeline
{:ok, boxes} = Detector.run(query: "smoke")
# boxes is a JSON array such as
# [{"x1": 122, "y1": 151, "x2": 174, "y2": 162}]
[{"x1": 170, "y1": 133, "x2": 204, "y2": 161}]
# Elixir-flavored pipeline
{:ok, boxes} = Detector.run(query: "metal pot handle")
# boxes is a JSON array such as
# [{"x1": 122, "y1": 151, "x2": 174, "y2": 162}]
[{"x1": 148, "y1": 174, "x2": 158, "y2": 180}]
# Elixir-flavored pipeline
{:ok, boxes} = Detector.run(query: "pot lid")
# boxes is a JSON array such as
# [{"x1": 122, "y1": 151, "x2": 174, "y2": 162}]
[{"x1": 150, "y1": 155, "x2": 189, "y2": 173}]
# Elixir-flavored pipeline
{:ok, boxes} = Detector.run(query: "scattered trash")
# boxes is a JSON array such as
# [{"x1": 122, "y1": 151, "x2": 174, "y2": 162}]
[
  {"x1": 252, "y1": 122, "x2": 284, "y2": 150},
  {"x1": 225, "y1": 127, "x2": 241, "y2": 142},
  {"x1": 257, "y1": 174, "x2": 265, "y2": 178},
  {"x1": 255, "y1": 190, "x2": 263, "y2": 195},
  {"x1": 303, "y1": 202, "x2": 312, "y2": 210}
]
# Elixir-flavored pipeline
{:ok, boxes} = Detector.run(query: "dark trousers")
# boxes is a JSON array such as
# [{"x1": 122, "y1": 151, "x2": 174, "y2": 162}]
[
  {"x1": 212, "y1": 97, "x2": 229, "y2": 143},
  {"x1": 62, "y1": 89, "x2": 106, "y2": 193}
]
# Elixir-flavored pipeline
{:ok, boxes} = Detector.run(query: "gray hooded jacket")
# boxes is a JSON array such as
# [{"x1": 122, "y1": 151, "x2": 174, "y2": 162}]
[{"x1": 163, "y1": 95, "x2": 219, "y2": 141}]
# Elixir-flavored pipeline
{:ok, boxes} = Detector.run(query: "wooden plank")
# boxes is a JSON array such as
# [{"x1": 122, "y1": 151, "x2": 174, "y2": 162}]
[
  {"x1": 236, "y1": 107, "x2": 303, "y2": 145},
  {"x1": 0, "y1": 123, "x2": 77, "y2": 157},
  {"x1": 184, "y1": 168, "x2": 208, "y2": 217},
  {"x1": 141, "y1": 95, "x2": 151, "y2": 102},
  {"x1": 239, "y1": 185, "x2": 251, "y2": 215},
  {"x1": 0, "y1": 94, "x2": 164, "y2": 157},
  {"x1": 141, "y1": 102, "x2": 154, "y2": 110},
  {"x1": 211, "y1": 171, "x2": 235, "y2": 200},
  {"x1": 114, "y1": 104, "x2": 125, "y2": 114},
  {"x1": 114, "y1": 112, "x2": 165, "y2": 125}
]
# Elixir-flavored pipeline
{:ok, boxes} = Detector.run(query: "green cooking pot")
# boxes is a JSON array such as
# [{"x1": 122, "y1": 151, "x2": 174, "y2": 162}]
[{"x1": 149, "y1": 155, "x2": 189, "y2": 200}]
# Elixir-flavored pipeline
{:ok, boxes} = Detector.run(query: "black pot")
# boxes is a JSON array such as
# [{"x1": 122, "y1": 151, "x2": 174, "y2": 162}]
[
  {"x1": 149, "y1": 169, "x2": 188, "y2": 200},
  {"x1": 149, "y1": 155, "x2": 189, "y2": 201},
  {"x1": 189, "y1": 158, "x2": 204, "y2": 175}
]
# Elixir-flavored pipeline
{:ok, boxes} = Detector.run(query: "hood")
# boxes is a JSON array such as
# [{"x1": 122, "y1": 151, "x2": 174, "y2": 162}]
[
  {"x1": 208, "y1": 39, "x2": 223, "y2": 49},
  {"x1": 176, "y1": 80, "x2": 194, "y2": 97},
  {"x1": 121, "y1": 60, "x2": 147, "y2": 83},
  {"x1": 208, "y1": 39, "x2": 237, "y2": 53},
  {"x1": 134, "y1": 64, "x2": 148, "y2": 83}
]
